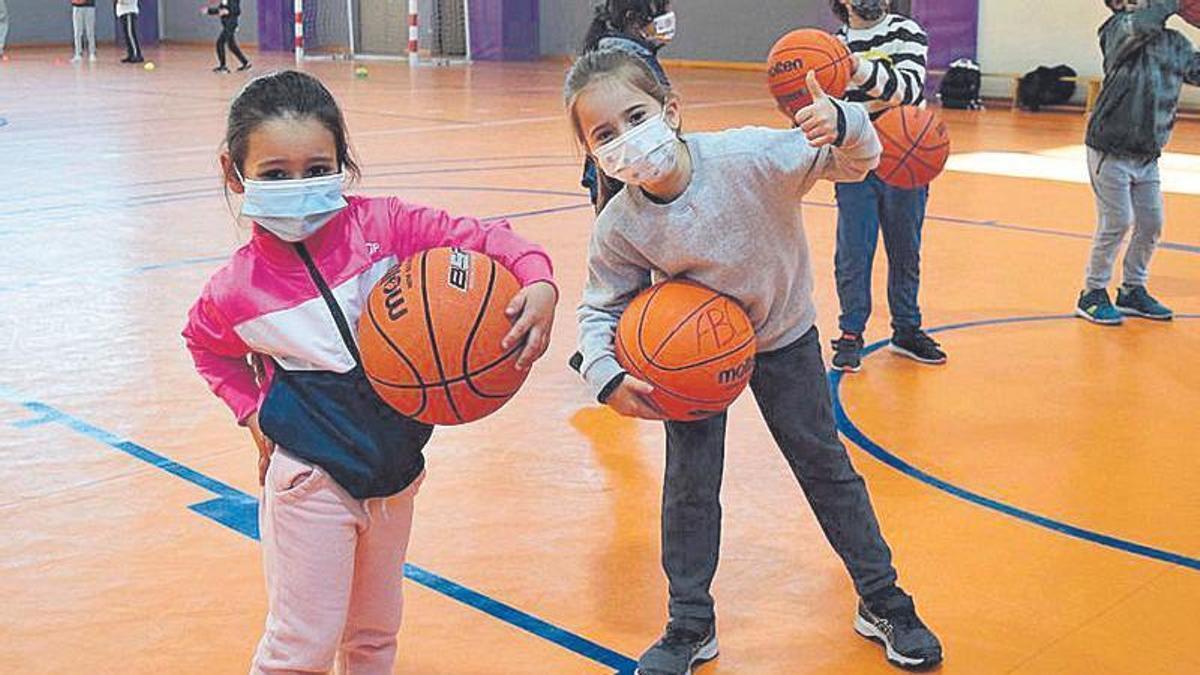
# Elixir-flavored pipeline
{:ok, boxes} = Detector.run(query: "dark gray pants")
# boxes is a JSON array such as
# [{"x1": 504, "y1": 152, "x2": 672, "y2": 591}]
[{"x1": 661, "y1": 327, "x2": 897, "y2": 631}]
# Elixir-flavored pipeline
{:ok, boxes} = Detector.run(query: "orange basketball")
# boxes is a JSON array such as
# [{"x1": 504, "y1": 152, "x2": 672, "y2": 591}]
[
  {"x1": 615, "y1": 280, "x2": 757, "y2": 422},
  {"x1": 767, "y1": 29, "x2": 854, "y2": 115},
  {"x1": 358, "y1": 247, "x2": 528, "y2": 426},
  {"x1": 1181, "y1": 0, "x2": 1200, "y2": 27},
  {"x1": 873, "y1": 106, "x2": 951, "y2": 189}
]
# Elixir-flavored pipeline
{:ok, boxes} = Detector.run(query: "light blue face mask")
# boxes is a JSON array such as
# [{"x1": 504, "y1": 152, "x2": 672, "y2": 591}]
[{"x1": 237, "y1": 170, "x2": 348, "y2": 242}]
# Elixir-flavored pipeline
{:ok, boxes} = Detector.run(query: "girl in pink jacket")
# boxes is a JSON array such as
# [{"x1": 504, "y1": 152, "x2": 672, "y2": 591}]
[{"x1": 182, "y1": 70, "x2": 557, "y2": 674}]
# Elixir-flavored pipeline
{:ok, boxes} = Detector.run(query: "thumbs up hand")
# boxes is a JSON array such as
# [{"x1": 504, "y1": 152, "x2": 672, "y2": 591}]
[{"x1": 793, "y1": 70, "x2": 841, "y2": 147}]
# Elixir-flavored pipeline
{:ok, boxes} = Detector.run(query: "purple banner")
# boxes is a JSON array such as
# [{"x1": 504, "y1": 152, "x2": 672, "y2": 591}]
[
  {"x1": 911, "y1": 0, "x2": 978, "y2": 69},
  {"x1": 469, "y1": 0, "x2": 539, "y2": 61},
  {"x1": 258, "y1": 0, "x2": 293, "y2": 52},
  {"x1": 117, "y1": 0, "x2": 159, "y2": 47}
]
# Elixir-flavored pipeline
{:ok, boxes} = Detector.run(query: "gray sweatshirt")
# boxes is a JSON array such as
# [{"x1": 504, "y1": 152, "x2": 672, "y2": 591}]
[{"x1": 577, "y1": 102, "x2": 881, "y2": 399}]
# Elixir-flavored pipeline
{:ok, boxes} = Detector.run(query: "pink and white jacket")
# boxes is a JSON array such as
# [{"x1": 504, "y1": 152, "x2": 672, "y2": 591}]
[{"x1": 182, "y1": 196, "x2": 555, "y2": 497}]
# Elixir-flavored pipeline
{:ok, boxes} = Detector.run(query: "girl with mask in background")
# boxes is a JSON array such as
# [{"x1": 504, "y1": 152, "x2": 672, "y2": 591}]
[
  {"x1": 567, "y1": 48, "x2": 942, "y2": 674},
  {"x1": 580, "y1": 0, "x2": 676, "y2": 213},
  {"x1": 182, "y1": 70, "x2": 558, "y2": 674},
  {"x1": 825, "y1": 0, "x2": 942, "y2": 373}
]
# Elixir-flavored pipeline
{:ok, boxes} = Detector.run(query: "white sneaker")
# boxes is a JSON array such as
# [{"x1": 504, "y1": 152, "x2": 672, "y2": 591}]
[
  {"x1": 89, "y1": 53, "x2": 97, "y2": 62},
  {"x1": 71, "y1": 55, "x2": 82, "y2": 63}
]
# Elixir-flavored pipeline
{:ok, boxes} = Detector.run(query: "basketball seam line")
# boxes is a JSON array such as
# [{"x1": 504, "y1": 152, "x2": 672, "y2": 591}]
[
  {"x1": 365, "y1": 298, "x2": 429, "y2": 418},
  {"x1": 460, "y1": 259, "x2": 523, "y2": 400},
  {"x1": 420, "y1": 250, "x2": 465, "y2": 424}
]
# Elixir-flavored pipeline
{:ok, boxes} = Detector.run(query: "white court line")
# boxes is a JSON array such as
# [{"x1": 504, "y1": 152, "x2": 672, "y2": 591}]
[
  {"x1": 947, "y1": 145, "x2": 1200, "y2": 196},
  {"x1": 89, "y1": 99, "x2": 771, "y2": 160}
]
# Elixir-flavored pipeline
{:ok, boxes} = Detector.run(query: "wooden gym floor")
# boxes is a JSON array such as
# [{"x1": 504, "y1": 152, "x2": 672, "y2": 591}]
[{"x1": 0, "y1": 45, "x2": 1197, "y2": 674}]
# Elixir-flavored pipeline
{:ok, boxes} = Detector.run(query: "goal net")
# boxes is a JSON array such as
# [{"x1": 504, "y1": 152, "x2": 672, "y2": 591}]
[{"x1": 296, "y1": 0, "x2": 471, "y2": 64}]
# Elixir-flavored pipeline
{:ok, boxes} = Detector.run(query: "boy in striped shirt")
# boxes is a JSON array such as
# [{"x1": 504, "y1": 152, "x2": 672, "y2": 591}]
[{"x1": 828, "y1": 0, "x2": 944, "y2": 372}]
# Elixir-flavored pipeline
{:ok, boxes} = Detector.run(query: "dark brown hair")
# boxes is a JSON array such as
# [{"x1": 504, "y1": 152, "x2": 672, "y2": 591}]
[
  {"x1": 223, "y1": 70, "x2": 361, "y2": 182},
  {"x1": 581, "y1": 0, "x2": 672, "y2": 53}
]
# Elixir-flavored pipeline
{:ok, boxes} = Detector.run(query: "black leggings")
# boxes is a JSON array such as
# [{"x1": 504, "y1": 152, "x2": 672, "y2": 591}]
[
  {"x1": 120, "y1": 13, "x2": 142, "y2": 61},
  {"x1": 217, "y1": 18, "x2": 248, "y2": 68}
]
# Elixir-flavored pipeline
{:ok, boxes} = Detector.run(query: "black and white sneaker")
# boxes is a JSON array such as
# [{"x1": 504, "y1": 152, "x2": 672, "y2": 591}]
[
  {"x1": 856, "y1": 588, "x2": 943, "y2": 670},
  {"x1": 831, "y1": 332, "x2": 865, "y2": 373},
  {"x1": 635, "y1": 623, "x2": 719, "y2": 675},
  {"x1": 889, "y1": 330, "x2": 947, "y2": 365}
]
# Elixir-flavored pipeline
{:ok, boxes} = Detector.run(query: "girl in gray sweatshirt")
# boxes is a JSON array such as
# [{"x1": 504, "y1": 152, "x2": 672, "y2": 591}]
[{"x1": 565, "y1": 48, "x2": 942, "y2": 673}]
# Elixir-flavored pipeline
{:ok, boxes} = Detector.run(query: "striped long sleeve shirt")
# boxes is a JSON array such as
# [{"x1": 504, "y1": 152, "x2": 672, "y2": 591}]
[{"x1": 837, "y1": 14, "x2": 929, "y2": 117}]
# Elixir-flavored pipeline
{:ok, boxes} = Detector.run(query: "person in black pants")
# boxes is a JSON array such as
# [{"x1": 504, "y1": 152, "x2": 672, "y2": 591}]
[
  {"x1": 115, "y1": 0, "x2": 142, "y2": 63},
  {"x1": 205, "y1": 0, "x2": 250, "y2": 73}
]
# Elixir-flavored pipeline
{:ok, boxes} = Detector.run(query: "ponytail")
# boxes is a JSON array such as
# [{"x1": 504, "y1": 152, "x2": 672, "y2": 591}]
[{"x1": 581, "y1": 3, "x2": 615, "y2": 53}]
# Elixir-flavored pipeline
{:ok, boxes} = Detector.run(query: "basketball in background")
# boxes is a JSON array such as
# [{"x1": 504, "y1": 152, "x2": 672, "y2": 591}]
[
  {"x1": 615, "y1": 280, "x2": 757, "y2": 421},
  {"x1": 359, "y1": 247, "x2": 529, "y2": 426},
  {"x1": 767, "y1": 29, "x2": 854, "y2": 115},
  {"x1": 1180, "y1": 0, "x2": 1200, "y2": 28},
  {"x1": 873, "y1": 105, "x2": 952, "y2": 189}
]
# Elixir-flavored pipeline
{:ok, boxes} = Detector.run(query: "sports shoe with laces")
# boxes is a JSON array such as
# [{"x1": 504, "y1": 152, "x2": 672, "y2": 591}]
[
  {"x1": 1115, "y1": 285, "x2": 1173, "y2": 321},
  {"x1": 856, "y1": 587, "x2": 943, "y2": 670},
  {"x1": 1076, "y1": 288, "x2": 1123, "y2": 325},
  {"x1": 889, "y1": 329, "x2": 947, "y2": 365},
  {"x1": 831, "y1": 332, "x2": 865, "y2": 373},
  {"x1": 635, "y1": 622, "x2": 718, "y2": 675}
]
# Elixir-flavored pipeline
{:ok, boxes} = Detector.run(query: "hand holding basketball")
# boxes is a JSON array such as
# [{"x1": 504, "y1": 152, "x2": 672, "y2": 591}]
[
  {"x1": 502, "y1": 281, "x2": 558, "y2": 371},
  {"x1": 246, "y1": 412, "x2": 276, "y2": 486},
  {"x1": 606, "y1": 376, "x2": 667, "y2": 421},
  {"x1": 794, "y1": 71, "x2": 839, "y2": 147}
]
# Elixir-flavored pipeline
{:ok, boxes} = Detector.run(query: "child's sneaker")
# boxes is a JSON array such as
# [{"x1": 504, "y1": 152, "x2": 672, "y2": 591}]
[
  {"x1": 1076, "y1": 288, "x2": 1123, "y2": 325},
  {"x1": 856, "y1": 587, "x2": 943, "y2": 670},
  {"x1": 70, "y1": 54, "x2": 82, "y2": 63},
  {"x1": 1115, "y1": 285, "x2": 1173, "y2": 321},
  {"x1": 635, "y1": 622, "x2": 718, "y2": 675},
  {"x1": 889, "y1": 329, "x2": 947, "y2": 365},
  {"x1": 831, "y1": 332, "x2": 864, "y2": 372}
]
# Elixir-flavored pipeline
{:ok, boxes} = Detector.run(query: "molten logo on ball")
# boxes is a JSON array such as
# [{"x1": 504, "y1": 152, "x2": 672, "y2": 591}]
[
  {"x1": 381, "y1": 262, "x2": 413, "y2": 321},
  {"x1": 767, "y1": 57, "x2": 805, "y2": 78}
]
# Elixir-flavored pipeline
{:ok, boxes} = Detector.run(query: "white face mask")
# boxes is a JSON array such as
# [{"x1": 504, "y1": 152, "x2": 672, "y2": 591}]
[
  {"x1": 594, "y1": 111, "x2": 679, "y2": 186},
  {"x1": 649, "y1": 11, "x2": 677, "y2": 43},
  {"x1": 237, "y1": 171, "x2": 348, "y2": 242}
]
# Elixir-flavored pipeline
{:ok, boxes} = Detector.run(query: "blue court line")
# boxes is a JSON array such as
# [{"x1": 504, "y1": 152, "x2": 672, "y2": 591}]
[
  {"x1": 829, "y1": 314, "x2": 1200, "y2": 572},
  {"x1": 0, "y1": 386, "x2": 637, "y2": 672}
]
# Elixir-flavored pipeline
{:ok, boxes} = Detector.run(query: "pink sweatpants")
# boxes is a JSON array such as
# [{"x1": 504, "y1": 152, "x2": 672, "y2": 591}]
[{"x1": 251, "y1": 450, "x2": 422, "y2": 675}]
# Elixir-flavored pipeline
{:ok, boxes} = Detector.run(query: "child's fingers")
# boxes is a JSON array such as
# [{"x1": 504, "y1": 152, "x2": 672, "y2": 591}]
[
  {"x1": 514, "y1": 325, "x2": 548, "y2": 370},
  {"x1": 799, "y1": 115, "x2": 826, "y2": 134},
  {"x1": 806, "y1": 70, "x2": 828, "y2": 101},
  {"x1": 501, "y1": 315, "x2": 532, "y2": 350},
  {"x1": 505, "y1": 291, "x2": 526, "y2": 318}
]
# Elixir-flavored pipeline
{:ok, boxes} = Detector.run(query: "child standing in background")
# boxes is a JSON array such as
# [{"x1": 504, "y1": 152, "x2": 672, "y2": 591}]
[
  {"x1": 205, "y1": 0, "x2": 251, "y2": 73},
  {"x1": 827, "y1": 0, "x2": 944, "y2": 373},
  {"x1": 115, "y1": 0, "x2": 142, "y2": 63},
  {"x1": 1075, "y1": 0, "x2": 1200, "y2": 324},
  {"x1": 0, "y1": 0, "x2": 9, "y2": 60},
  {"x1": 71, "y1": 0, "x2": 97, "y2": 63}
]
